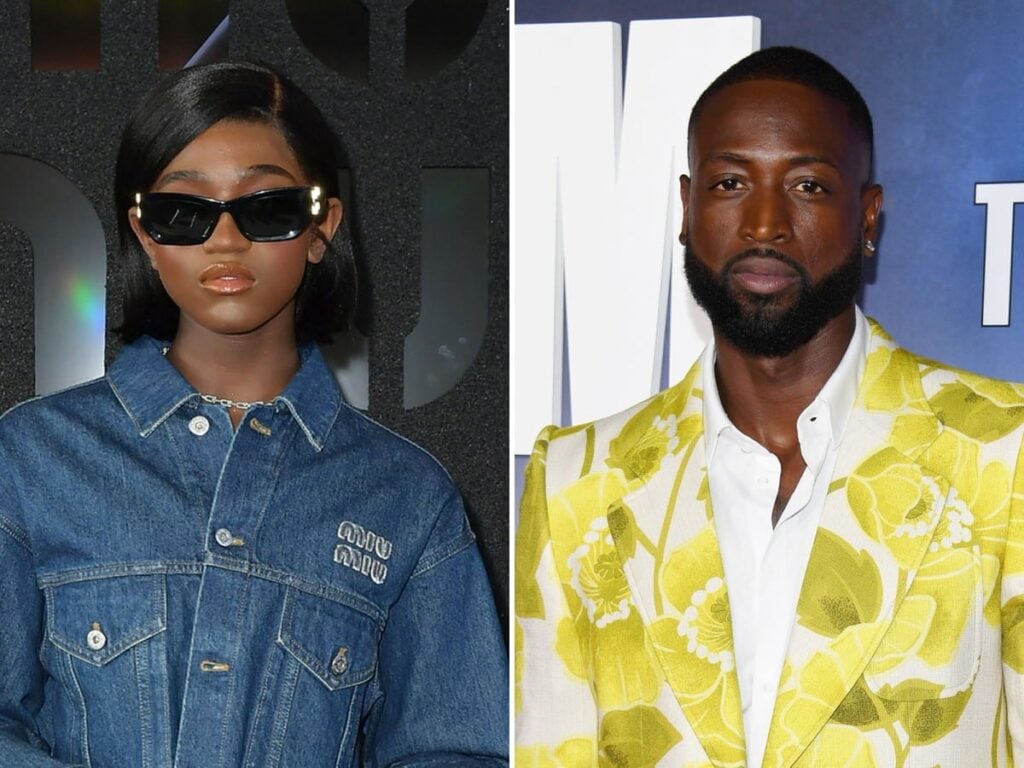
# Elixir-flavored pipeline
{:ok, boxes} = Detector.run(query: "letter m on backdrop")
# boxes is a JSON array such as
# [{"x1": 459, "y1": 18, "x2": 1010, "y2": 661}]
[{"x1": 514, "y1": 17, "x2": 760, "y2": 454}]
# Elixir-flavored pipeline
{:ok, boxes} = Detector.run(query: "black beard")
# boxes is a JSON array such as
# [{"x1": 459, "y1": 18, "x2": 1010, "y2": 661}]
[{"x1": 683, "y1": 239, "x2": 863, "y2": 358}]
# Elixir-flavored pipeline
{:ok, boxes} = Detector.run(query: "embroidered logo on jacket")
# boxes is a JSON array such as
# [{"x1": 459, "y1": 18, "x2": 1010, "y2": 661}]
[{"x1": 334, "y1": 521, "x2": 392, "y2": 584}]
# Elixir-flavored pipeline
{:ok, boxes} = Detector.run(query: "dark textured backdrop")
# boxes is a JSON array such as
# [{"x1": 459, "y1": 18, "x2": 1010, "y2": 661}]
[{"x1": 0, "y1": 0, "x2": 509, "y2": 623}]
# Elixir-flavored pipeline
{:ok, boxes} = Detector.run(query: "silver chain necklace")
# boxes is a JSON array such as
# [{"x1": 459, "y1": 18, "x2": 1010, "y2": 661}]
[
  {"x1": 162, "y1": 347, "x2": 274, "y2": 411},
  {"x1": 198, "y1": 393, "x2": 274, "y2": 411}
]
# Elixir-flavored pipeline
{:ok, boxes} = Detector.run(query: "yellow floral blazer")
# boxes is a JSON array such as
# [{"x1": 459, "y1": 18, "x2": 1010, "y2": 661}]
[{"x1": 515, "y1": 321, "x2": 1024, "y2": 767}]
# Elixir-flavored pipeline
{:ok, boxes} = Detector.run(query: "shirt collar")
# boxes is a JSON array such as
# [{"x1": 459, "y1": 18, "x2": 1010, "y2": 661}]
[
  {"x1": 107, "y1": 336, "x2": 343, "y2": 451},
  {"x1": 702, "y1": 306, "x2": 867, "y2": 464}
]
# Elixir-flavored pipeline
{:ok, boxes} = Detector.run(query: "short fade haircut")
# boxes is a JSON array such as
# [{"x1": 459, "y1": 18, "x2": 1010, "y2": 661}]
[
  {"x1": 688, "y1": 46, "x2": 874, "y2": 171},
  {"x1": 114, "y1": 60, "x2": 357, "y2": 345}
]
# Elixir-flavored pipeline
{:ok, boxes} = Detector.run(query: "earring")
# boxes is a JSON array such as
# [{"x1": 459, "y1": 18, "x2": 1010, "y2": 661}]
[{"x1": 865, "y1": 240, "x2": 876, "y2": 253}]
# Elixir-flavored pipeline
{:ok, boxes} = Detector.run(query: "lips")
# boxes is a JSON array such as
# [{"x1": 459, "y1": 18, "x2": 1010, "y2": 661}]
[
  {"x1": 199, "y1": 262, "x2": 255, "y2": 295},
  {"x1": 729, "y1": 255, "x2": 801, "y2": 295}
]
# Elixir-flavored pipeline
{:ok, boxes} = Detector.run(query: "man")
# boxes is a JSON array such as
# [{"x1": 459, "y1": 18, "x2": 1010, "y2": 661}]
[{"x1": 516, "y1": 46, "x2": 1024, "y2": 767}]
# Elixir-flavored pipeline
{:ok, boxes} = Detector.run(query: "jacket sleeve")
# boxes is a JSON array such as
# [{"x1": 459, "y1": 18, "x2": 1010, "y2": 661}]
[
  {"x1": 363, "y1": 489, "x2": 508, "y2": 767},
  {"x1": 0, "y1": 516, "x2": 76, "y2": 766},
  {"x1": 515, "y1": 427, "x2": 598, "y2": 766},
  {"x1": 1003, "y1": 432, "x2": 1024, "y2": 758}
]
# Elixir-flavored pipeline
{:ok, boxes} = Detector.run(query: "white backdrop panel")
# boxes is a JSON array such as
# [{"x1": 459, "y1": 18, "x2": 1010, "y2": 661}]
[{"x1": 515, "y1": 17, "x2": 759, "y2": 453}]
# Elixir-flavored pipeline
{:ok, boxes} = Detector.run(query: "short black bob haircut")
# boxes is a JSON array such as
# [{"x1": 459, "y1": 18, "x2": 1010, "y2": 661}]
[
  {"x1": 114, "y1": 60, "x2": 356, "y2": 345},
  {"x1": 688, "y1": 46, "x2": 874, "y2": 172}
]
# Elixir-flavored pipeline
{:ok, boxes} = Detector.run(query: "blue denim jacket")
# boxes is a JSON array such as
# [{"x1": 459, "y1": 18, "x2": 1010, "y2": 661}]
[{"x1": 0, "y1": 337, "x2": 508, "y2": 767}]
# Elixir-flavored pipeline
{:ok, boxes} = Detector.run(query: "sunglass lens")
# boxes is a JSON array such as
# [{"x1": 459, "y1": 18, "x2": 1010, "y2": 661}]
[
  {"x1": 142, "y1": 197, "x2": 217, "y2": 245},
  {"x1": 235, "y1": 190, "x2": 311, "y2": 241}
]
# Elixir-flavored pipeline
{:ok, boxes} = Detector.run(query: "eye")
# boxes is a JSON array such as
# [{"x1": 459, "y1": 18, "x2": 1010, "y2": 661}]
[
  {"x1": 793, "y1": 180, "x2": 827, "y2": 195},
  {"x1": 710, "y1": 177, "x2": 744, "y2": 192}
]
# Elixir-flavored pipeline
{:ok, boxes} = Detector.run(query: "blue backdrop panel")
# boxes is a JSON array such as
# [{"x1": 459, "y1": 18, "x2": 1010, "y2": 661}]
[{"x1": 515, "y1": 0, "x2": 1024, "y2": 384}]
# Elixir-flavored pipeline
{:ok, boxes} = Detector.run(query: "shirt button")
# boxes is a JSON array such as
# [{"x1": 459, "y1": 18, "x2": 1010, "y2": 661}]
[
  {"x1": 188, "y1": 415, "x2": 210, "y2": 436},
  {"x1": 215, "y1": 528, "x2": 234, "y2": 547},
  {"x1": 87, "y1": 623, "x2": 106, "y2": 651}
]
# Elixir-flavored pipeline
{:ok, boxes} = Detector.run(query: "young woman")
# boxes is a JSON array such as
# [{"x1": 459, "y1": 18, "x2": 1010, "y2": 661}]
[{"x1": 0, "y1": 62, "x2": 507, "y2": 767}]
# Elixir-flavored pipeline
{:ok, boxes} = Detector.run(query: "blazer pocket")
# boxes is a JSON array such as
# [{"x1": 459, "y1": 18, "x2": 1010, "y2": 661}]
[
  {"x1": 863, "y1": 545, "x2": 982, "y2": 700},
  {"x1": 46, "y1": 574, "x2": 167, "y2": 666}
]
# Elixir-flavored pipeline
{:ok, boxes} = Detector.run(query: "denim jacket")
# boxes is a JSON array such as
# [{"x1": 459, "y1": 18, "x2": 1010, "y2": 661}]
[{"x1": 0, "y1": 337, "x2": 508, "y2": 768}]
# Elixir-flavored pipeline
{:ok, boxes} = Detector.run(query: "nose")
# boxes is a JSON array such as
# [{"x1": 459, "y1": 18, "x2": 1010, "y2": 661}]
[
  {"x1": 203, "y1": 211, "x2": 250, "y2": 253},
  {"x1": 739, "y1": 186, "x2": 793, "y2": 244}
]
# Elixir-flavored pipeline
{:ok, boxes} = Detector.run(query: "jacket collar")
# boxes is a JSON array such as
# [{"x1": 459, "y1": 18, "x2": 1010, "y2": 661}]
[
  {"x1": 107, "y1": 336, "x2": 343, "y2": 451},
  {"x1": 607, "y1": 319, "x2": 949, "y2": 768}
]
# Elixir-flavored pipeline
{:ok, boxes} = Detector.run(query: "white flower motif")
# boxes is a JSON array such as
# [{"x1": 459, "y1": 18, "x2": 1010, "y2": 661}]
[
  {"x1": 652, "y1": 414, "x2": 680, "y2": 453},
  {"x1": 676, "y1": 575, "x2": 734, "y2": 672},
  {"x1": 928, "y1": 488, "x2": 973, "y2": 552},
  {"x1": 567, "y1": 516, "x2": 631, "y2": 628},
  {"x1": 894, "y1": 476, "x2": 944, "y2": 540}
]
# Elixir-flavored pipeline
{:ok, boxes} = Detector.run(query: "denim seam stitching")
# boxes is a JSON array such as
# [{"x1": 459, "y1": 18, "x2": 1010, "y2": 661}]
[
  {"x1": 249, "y1": 417, "x2": 303, "y2": 559},
  {"x1": 37, "y1": 561, "x2": 204, "y2": 587},
  {"x1": 338, "y1": 400, "x2": 457, "y2": 484},
  {"x1": 37, "y1": 560, "x2": 387, "y2": 625},
  {"x1": 277, "y1": 395, "x2": 328, "y2": 451},
  {"x1": 108, "y1": 377, "x2": 196, "y2": 437},
  {"x1": 265, "y1": 654, "x2": 301, "y2": 767},
  {"x1": 410, "y1": 528, "x2": 477, "y2": 578},
  {"x1": 240, "y1": 637, "x2": 280, "y2": 768},
  {"x1": 213, "y1": 577, "x2": 253, "y2": 768},
  {"x1": 0, "y1": 512, "x2": 31, "y2": 552},
  {"x1": 333, "y1": 677, "x2": 362, "y2": 768},
  {"x1": 134, "y1": 638, "x2": 153, "y2": 768},
  {"x1": 65, "y1": 651, "x2": 92, "y2": 768}
]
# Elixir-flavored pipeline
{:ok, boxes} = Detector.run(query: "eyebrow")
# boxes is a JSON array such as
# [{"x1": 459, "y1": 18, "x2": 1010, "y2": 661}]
[
  {"x1": 787, "y1": 154, "x2": 840, "y2": 171},
  {"x1": 152, "y1": 164, "x2": 298, "y2": 190},
  {"x1": 703, "y1": 152, "x2": 840, "y2": 171}
]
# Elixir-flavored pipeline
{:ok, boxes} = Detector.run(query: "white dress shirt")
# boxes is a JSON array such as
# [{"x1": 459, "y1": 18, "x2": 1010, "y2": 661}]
[{"x1": 701, "y1": 308, "x2": 867, "y2": 768}]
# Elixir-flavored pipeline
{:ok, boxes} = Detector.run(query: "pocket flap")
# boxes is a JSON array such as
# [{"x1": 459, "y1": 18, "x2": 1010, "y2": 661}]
[
  {"x1": 46, "y1": 575, "x2": 167, "y2": 667},
  {"x1": 277, "y1": 588, "x2": 379, "y2": 691}
]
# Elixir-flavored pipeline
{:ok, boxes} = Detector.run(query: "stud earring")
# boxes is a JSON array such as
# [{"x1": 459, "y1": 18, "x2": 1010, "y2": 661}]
[{"x1": 865, "y1": 240, "x2": 876, "y2": 253}]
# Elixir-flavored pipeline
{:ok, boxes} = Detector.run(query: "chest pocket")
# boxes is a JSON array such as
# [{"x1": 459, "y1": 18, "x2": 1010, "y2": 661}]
[
  {"x1": 863, "y1": 545, "x2": 983, "y2": 700},
  {"x1": 261, "y1": 588, "x2": 380, "y2": 767},
  {"x1": 43, "y1": 574, "x2": 167, "y2": 768},
  {"x1": 45, "y1": 574, "x2": 167, "y2": 666},
  {"x1": 277, "y1": 587, "x2": 379, "y2": 690}
]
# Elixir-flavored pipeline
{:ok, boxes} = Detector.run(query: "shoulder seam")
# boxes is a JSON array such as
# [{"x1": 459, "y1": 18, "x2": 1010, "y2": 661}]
[
  {"x1": 409, "y1": 528, "x2": 476, "y2": 579},
  {"x1": 338, "y1": 402, "x2": 456, "y2": 484}
]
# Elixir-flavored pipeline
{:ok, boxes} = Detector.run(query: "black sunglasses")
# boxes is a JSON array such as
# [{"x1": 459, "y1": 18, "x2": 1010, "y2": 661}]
[{"x1": 135, "y1": 185, "x2": 323, "y2": 245}]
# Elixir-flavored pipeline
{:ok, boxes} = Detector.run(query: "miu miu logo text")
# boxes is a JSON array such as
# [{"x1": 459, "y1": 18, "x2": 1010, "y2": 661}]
[{"x1": 333, "y1": 521, "x2": 392, "y2": 585}]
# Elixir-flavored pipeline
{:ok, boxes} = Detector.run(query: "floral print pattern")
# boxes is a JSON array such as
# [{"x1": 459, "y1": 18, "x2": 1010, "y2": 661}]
[{"x1": 516, "y1": 321, "x2": 1024, "y2": 766}]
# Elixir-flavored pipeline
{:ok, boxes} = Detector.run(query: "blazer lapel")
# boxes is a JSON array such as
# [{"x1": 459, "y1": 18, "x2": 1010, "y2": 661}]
[
  {"x1": 608, "y1": 358, "x2": 747, "y2": 768},
  {"x1": 763, "y1": 325, "x2": 952, "y2": 768}
]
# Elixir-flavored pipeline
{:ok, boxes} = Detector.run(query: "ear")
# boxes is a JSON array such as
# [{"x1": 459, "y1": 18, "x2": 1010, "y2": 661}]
[
  {"x1": 127, "y1": 206, "x2": 160, "y2": 270},
  {"x1": 308, "y1": 196, "x2": 343, "y2": 265},
  {"x1": 860, "y1": 183, "x2": 883, "y2": 256},
  {"x1": 678, "y1": 174, "x2": 691, "y2": 245}
]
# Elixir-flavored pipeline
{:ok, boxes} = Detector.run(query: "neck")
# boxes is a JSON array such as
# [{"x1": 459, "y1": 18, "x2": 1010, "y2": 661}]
[
  {"x1": 712, "y1": 306, "x2": 855, "y2": 452},
  {"x1": 166, "y1": 318, "x2": 301, "y2": 406}
]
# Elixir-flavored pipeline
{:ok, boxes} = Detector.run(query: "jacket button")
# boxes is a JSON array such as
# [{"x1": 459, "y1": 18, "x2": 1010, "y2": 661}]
[
  {"x1": 188, "y1": 415, "x2": 210, "y2": 436},
  {"x1": 215, "y1": 528, "x2": 233, "y2": 547},
  {"x1": 330, "y1": 646, "x2": 349, "y2": 676},
  {"x1": 87, "y1": 623, "x2": 106, "y2": 651}
]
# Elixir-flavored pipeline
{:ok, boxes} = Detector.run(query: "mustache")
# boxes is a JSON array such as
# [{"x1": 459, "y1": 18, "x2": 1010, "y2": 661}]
[{"x1": 723, "y1": 248, "x2": 810, "y2": 282}]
